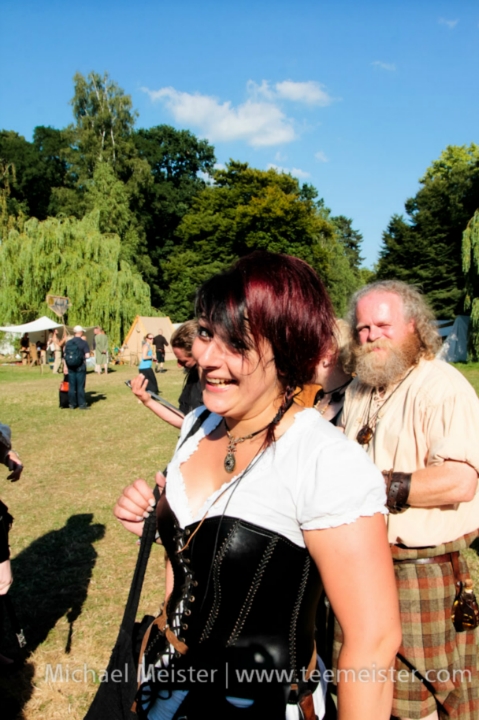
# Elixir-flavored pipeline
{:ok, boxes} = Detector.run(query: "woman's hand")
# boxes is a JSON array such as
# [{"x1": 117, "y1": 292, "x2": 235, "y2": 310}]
[
  {"x1": 114, "y1": 473, "x2": 166, "y2": 537},
  {"x1": 131, "y1": 374, "x2": 151, "y2": 404},
  {"x1": 0, "y1": 559, "x2": 12, "y2": 595}
]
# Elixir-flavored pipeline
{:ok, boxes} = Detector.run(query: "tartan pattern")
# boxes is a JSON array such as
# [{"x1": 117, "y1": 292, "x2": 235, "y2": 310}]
[{"x1": 332, "y1": 532, "x2": 479, "y2": 719}]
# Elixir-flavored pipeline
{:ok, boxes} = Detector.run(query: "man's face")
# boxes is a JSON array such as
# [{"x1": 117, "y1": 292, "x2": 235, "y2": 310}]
[
  {"x1": 356, "y1": 291, "x2": 415, "y2": 348},
  {"x1": 353, "y1": 291, "x2": 419, "y2": 387}
]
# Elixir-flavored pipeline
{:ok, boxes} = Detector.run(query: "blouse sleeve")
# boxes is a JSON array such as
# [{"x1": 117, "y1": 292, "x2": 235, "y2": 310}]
[{"x1": 297, "y1": 436, "x2": 388, "y2": 531}]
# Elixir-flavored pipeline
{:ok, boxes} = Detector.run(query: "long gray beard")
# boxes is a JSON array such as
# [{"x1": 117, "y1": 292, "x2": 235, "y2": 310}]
[{"x1": 353, "y1": 337, "x2": 421, "y2": 389}]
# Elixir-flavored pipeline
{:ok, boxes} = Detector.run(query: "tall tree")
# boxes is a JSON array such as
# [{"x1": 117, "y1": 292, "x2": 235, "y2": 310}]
[
  {"x1": 0, "y1": 131, "x2": 48, "y2": 219},
  {"x1": 331, "y1": 215, "x2": 364, "y2": 270},
  {"x1": 132, "y1": 126, "x2": 216, "y2": 303},
  {"x1": 0, "y1": 212, "x2": 151, "y2": 345},
  {"x1": 462, "y1": 208, "x2": 479, "y2": 357},
  {"x1": 161, "y1": 162, "x2": 360, "y2": 320},
  {"x1": 376, "y1": 144, "x2": 479, "y2": 318}
]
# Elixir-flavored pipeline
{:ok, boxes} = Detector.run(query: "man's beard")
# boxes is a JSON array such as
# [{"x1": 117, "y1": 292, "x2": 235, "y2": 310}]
[{"x1": 352, "y1": 334, "x2": 422, "y2": 388}]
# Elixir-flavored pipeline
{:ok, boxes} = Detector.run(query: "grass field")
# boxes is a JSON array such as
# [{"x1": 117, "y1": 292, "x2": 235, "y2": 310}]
[{"x1": 1, "y1": 360, "x2": 479, "y2": 718}]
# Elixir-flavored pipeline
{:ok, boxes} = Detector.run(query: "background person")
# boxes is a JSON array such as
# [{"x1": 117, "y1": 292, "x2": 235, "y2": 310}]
[
  {"x1": 94, "y1": 327, "x2": 109, "y2": 374},
  {"x1": 20, "y1": 333, "x2": 30, "y2": 365},
  {"x1": 131, "y1": 320, "x2": 202, "y2": 429},
  {"x1": 114, "y1": 252, "x2": 401, "y2": 720},
  {"x1": 50, "y1": 329, "x2": 63, "y2": 374},
  {"x1": 313, "y1": 318, "x2": 352, "y2": 425},
  {"x1": 64, "y1": 325, "x2": 90, "y2": 410},
  {"x1": 0, "y1": 422, "x2": 23, "y2": 666},
  {"x1": 153, "y1": 329, "x2": 169, "y2": 373},
  {"x1": 340, "y1": 280, "x2": 479, "y2": 720},
  {"x1": 139, "y1": 334, "x2": 158, "y2": 395}
]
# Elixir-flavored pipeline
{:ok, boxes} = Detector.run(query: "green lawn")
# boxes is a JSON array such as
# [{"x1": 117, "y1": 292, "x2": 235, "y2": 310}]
[{"x1": 0, "y1": 361, "x2": 478, "y2": 719}]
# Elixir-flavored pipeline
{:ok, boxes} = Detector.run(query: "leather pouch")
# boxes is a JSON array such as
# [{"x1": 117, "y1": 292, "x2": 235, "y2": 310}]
[{"x1": 451, "y1": 552, "x2": 479, "y2": 632}]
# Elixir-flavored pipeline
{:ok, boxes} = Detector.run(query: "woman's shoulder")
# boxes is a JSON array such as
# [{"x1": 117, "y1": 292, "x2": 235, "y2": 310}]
[{"x1": 281, "y1": 408, "x2": 380, "y2": 475}]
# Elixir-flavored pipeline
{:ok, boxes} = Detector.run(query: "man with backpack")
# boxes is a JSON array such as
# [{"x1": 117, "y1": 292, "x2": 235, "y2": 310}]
[{"x1": 64, "y1": 326, "x2": 90, "y2": 410}]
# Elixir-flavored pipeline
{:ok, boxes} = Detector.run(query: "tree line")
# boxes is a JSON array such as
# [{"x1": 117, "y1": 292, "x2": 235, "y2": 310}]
[{"x1": 0, "y1": 71, "x2": 478, "y2": 353}]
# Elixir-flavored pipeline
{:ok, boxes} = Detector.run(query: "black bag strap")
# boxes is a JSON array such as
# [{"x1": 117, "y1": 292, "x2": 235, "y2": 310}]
[{"x1": 119, "y1": 408, "x2": 211, "y2": 631}]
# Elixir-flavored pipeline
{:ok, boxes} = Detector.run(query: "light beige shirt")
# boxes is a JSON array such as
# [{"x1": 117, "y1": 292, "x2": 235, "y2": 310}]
[{"x1": 340, "y1": 358, "x2": 479, "y2": 547}]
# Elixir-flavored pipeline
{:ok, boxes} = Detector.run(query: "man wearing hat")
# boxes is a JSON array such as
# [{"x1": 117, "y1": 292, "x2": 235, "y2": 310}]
[{"x1": 64, "y1": 326, "x2": 91, "y2": 410}]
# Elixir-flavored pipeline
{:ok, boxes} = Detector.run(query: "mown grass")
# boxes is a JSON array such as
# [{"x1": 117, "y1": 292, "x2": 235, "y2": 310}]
[
  {"x1": 0, "y1": 361, "x2": 478, "y2": 718},
  {"x1": 0, "y1": 362, "x2": 182, "y2": 719}
]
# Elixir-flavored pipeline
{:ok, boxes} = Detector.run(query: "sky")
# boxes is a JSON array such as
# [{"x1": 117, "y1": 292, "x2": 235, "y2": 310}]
[{"x1": 1, "y1": 0, "x2": 478, "y2": 267}]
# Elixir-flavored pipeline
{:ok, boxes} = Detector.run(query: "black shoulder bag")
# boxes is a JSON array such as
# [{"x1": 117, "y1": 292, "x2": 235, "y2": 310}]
[{"x1": 84, "y1": 409, "x2": 210, "y2": 720}]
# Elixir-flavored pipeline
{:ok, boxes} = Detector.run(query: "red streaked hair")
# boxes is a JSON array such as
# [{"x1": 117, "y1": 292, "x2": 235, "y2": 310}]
[{"x1": 195, "y1": 251, "x2": 335, "y2": 392}]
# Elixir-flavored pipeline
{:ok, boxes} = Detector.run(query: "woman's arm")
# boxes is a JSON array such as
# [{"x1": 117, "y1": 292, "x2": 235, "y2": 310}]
[
  {"x1": 304, "y1": 513, "x2": 401, "y2": 720},
  {"x1": 131, "y1": 375, "x2": 184, "y2": 429},
  {"x1": 142, "y1": 342, "x2": 150, "y2": 360}
]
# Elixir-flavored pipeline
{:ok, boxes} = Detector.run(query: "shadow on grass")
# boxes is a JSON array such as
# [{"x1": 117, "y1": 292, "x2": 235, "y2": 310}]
[
  {"x1": 0, "y1": 514, "x2": 105, "y2": 718},
  {"x1": 85, "y1": 391, "x2": 107, "y2": 405},
  {"x1": 471, "y1": 537, "x2": 479, "y2": 555}
]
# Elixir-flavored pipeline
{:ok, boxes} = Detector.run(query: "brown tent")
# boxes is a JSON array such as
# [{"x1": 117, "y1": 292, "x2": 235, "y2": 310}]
[{"x1": 121, "y1": 316, "x2": 175, "y2": 365}]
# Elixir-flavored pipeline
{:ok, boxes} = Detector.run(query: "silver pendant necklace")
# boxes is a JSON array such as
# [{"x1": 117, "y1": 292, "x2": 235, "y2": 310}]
[{"x1": 223, "y1": 422, "x2": 269, "y2": 473}]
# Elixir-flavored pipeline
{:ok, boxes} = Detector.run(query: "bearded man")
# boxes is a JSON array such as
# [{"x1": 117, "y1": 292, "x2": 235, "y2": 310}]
[{"x1": 339, "y1": 280, "x2": 479, "y2": 720}]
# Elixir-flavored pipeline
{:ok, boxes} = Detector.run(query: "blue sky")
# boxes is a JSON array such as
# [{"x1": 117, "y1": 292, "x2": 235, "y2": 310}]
[{"x1": 1, "y1": 0, "x2": 478, "y2": 266}]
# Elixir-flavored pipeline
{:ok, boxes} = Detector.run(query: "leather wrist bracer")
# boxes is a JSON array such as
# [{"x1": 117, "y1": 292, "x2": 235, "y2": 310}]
[{"x1": 382, "y1": 470, "x2": 411, "y2": 514}]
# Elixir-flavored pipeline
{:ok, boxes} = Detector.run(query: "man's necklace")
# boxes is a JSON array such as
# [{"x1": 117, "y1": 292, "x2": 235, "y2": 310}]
[
  {"x1": 314, "y1": 378, "x2": 353, "y2": 416},
  {"x1": 356, "y1": 367, "x2": 415, "y2": 445}
]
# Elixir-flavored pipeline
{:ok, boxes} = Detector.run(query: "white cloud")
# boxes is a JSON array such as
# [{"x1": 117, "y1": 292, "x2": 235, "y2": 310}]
[
  {"x1": 438, "y1": 17, "x2": 458, "y2": 29},
  {"x1": 267, "y1": 163, "x2": 310, "y2": 179},
  {"x1": 143, "y1": 86, "x2": 295, "y2": 147},
  {"x1": 371, "y1": 61, "x2": 396, "y2": 72},
  {"x1": 143, "y1": 78, "x2": 334, "y2": 148},
  {"x1": 248, "y1": 79, "x2": 333, "y2": 106},
  {"x1": 275, "y1": 80, "x2": 333, "y2": 106},
  {"x1": 274, "y1": 151, "x2": 287, "y2": 162},
  {"x1": 315, "y1": 150, "x2": 329, "y2": 163}
]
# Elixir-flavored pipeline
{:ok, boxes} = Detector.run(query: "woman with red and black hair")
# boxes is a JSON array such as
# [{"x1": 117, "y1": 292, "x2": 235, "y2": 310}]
[{"x1": 115, "y1": 252, "x2": 400, "y2": 720}]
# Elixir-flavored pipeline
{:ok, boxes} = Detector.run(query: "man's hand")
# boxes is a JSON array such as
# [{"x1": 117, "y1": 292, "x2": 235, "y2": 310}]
[
  {"x1": 113, "y1": 473, "x2": 166, "y2": 537},
  {"x1": 0, "y1": 559, "x2": 12, "y2": 595}
]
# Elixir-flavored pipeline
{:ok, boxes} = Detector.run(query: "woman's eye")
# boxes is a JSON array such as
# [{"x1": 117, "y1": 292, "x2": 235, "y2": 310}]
[{"x1": 197, "y1": 326, "x2": 212, "y2": 340}]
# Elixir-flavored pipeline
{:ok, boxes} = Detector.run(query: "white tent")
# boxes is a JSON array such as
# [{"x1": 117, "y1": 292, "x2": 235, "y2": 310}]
[
  {"x1": 0, "y1": 316, "x2": 95, "y2": 356},
  {"x1": 0, "y1": 316, "x2": 62, "y2": 334},
  {"x1": 436, "y1": 316, "x2": 470, "y2": 363}
]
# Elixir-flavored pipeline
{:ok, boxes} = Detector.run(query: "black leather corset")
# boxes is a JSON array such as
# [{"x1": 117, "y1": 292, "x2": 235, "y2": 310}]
[{"x1": 149, "y1": 494, "x2": 322, "y2": 696}]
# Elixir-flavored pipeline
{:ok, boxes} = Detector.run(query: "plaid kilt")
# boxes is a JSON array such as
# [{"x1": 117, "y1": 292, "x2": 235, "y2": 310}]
[{"x1": 332, "y1": 532, "x2": 479, "y2": 719}]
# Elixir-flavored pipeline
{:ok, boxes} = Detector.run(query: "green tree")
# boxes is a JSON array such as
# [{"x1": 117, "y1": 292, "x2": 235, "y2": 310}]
[
  {"x1": 330, "y1": 215, "x2": 364, "y2": 270},
  {"x1": 0, "y1": 212, "x2": 151, "y2": 345},
  {"x1": 376, "y1": 144, "x2": 479, "y2": 318},
  {"x1": 132, "y1": 125, "x2": 216, "y2": 303},
  {"x1": 0, "y1": 127, "x2": 72, "y2": 220},
  {"x1": 84, "y1": 162, "x2": 153, "y2": 278},
  {"x1": 161, "y1": 162, "x2": 360, "y2": 320},
  {"x1": 462, "y1": 208, "x2": 479, "y2": 357}
]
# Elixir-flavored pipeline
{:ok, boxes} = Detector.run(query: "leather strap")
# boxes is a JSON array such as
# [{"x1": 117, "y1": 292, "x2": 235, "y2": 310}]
[
  {"x1": 298, "y1": 690, "x2": 318, "y2": 720},
  {"x1": 383, "y1": 470, "x2": 411, "y2": 514}
]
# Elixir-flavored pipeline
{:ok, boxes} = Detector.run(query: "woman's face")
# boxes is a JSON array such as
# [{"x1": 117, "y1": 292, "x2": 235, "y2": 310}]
[
  {"x1": 192, "y1": 322, "x2": 282, "y2": 421},
  {"x1": 173, "y1": 346, "x2": 196, "y2": 369}
]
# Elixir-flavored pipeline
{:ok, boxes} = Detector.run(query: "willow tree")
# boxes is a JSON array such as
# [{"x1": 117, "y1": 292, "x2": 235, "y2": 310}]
[
  {"x1": 0, "y1": 211, "x2": 151, "y2": 345},
  {"x1": 463, "y1": 209, "x2": 479, "y2": 357}
]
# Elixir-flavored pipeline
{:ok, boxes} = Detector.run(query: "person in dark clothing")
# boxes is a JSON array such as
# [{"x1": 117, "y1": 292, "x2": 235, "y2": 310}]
[
  {"x1": 0, "y1": 422, "x2": 22, "y2": 666},
  {"x1": 64, "y1": 326, "x2": 90, "y2": 410},
  {"x1": 130, "y1": 320, "x2": 202, "y2": 428},
  {"x1": 153, "y1": 331, "x2": 169, "y2": 373}
]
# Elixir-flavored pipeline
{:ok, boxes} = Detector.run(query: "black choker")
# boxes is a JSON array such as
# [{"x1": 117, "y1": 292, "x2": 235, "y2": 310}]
[{"x1": 314, "y1": 378, "x2": 352, "y2": 405}]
